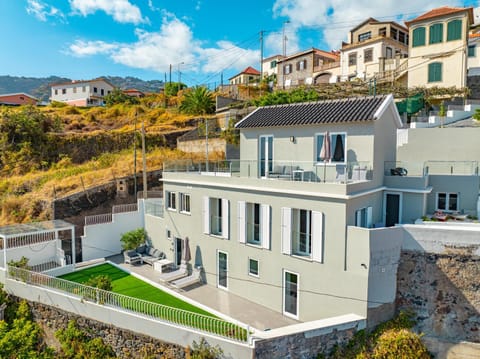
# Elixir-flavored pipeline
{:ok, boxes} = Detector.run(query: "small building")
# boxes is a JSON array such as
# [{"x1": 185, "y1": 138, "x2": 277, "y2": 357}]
[
  {"x1": 0, "y1": 92, "x2": 38, "y2": 106},
  {"x1": 123, "y1": 88, "x2": 145, "y2": 98},
  {"x1": 340, "y1": 18, "x2": 409, "y2": 83},
  {"x1": 277, "y1": 48, "x2": 340, "y2": 88},
  {"x1": 406, "y1": 6, "x2": 474, "y2": 89},
  {"x1": 50, "y1": 78, "x2": 115, "y2": 106},
  {"x1": 229, "y1": 67, "x2": 261, "y2": 86},
  {"x1": 261, "y1": 54, "x2": 284, "y2": 80}
]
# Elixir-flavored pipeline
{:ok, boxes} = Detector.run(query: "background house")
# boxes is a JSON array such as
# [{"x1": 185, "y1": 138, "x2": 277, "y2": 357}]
[
  {"x1": 50, "y1": 78, "x2": 114, "y2": 106},
  {"x1": 406, "y1": 6, "x2": 473, "y2": 89},
  {"x1": 228, "y1": 67, "x2": 261, "y2": 86},
  {"x1": 277, "y1": 48, "x2": 340, "y2": 88},
  {"x1": 0, "y1": 92, "x2": 38, "y2": 106},
  {"x1": 340, "y1": 18, "x2": 409, "y2": 84}
]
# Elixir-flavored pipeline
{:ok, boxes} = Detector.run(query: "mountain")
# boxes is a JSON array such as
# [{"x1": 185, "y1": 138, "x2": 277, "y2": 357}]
[{"x1": 0, "y1": 75, "x2": 165, "y2": 102}]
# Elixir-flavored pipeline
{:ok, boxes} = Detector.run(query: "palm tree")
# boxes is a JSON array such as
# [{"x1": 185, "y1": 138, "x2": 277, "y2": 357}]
[{"x1": 179, "y1": 86, "x2": 215, "y2": 115}]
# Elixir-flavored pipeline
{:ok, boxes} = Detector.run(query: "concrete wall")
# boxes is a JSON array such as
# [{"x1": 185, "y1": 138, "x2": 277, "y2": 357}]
[
  {"x1": 0, "y1": 240, "x2": 59, "y2": 268},
  {"x1": 81, "y1": 203, "x2": 144, "y2": 261},
  {"x1": 177, "y1": 137, "x2": 226, "y2": 155}
]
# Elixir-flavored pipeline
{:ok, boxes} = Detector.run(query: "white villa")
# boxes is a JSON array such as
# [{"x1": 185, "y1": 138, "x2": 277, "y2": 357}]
[{"x1": 50, "y1": 78, "x2": 114, "y2": 106}]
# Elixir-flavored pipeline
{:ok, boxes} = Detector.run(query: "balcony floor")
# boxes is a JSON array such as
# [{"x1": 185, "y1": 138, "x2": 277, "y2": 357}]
[{"x1": 107, "y1": 254, "x2": 299, "y2": 331}]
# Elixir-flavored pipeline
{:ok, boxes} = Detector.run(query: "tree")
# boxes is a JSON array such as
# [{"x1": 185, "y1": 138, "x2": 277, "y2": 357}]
[
  {"x1": 164, "y1": 82, "x2": 186, "y2": 97},
  {"x1": 104, "y1": 88, "x2": 139, "y2": 106},
  {"x1": 120, "y1": 228, "x2": 147, "y2": 250},
  {"x1": 179, "y1": 86, "x2": 215, "y2": 115},
  {"x1": 84, "y1": 275, "x2": 112, "y2": 291}
]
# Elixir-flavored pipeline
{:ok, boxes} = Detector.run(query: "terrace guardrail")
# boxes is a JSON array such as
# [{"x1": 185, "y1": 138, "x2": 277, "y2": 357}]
[
  {"x1": 385, "y1": 161, "x2": 479, "y2": 177},
  {"x1": 84, "y1": 213, "x2": 112, "y2": 226},
  {"x1": 112, "y1": 203, "x2": 138, "y2": 214},
  {"x1": 144, "y1": 200, "x2": 164, "y2": 218},
  {"x1": 163, "y1": 159, "x2": 373, "y2": 184},
  {"x1": 7, "y1": 266, "x2": 249, "y2": 343}
]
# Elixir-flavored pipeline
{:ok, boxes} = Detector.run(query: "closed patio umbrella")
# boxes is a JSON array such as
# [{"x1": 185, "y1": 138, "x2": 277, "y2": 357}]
[
  {"x1": 182, "y1": 237, "x2": 191, "y2": 264},
  {"x1": 319, "y1": 131, "x2": 331, "y2": 182}
]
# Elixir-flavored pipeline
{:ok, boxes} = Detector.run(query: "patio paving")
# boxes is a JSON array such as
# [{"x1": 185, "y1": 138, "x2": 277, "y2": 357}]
[{"x1": 106, "y1": 254, "x2": 299, "y2": 330}]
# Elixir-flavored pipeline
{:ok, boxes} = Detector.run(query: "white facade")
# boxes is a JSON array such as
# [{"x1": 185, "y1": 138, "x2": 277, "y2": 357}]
[{"x1": 50, "y1": 78, "x2": 114, "y2": 106}]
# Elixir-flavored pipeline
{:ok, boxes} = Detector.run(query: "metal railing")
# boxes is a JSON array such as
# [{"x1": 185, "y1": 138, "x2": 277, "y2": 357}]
[
  {"x1": 164, "y1": 159, "x2": 373, "y2": 184},
  {"x1": 137, "y1": 190, "x2": 163, "y2": 199},
  {"x1": 7, "y1": 266, "x2": 249, "y2": 343},
  {"x1": 84, "y1": 213, "x2": 112, "y2": 226},
  {"x1": 112, "y1": 203, "x2": 138, "y2": 214}
]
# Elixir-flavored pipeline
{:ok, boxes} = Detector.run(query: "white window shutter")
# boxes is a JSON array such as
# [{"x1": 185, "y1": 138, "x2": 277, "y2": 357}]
[
  {"x1": 238, "y1": 201, "x2": 246, "y2": 243},
  {"x1": 367, "y1": 206, "x2": 373, "y2": 228},
  {"x1": 261, "y1": 204, "x2": 270, "y2": 249},
  {"x1": 281, "y1": 207, "x2": 291, "y2": 255},
  {"x1": 356, "y1": 209, "x2": 362, "y2": 227},
  {"x1": 222, "y1": 198, "x2": 229, "y2": 239},
  {"x1": 312, "y1": 211, "x2": 324, "y2": 263},
  {"x1": 203, "y1": 196, "x2": 210, "y2": 234}
]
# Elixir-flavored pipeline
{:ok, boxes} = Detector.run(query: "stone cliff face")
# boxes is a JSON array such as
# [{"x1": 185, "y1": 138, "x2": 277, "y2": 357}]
[{"x1": 396, "y1": 248, "x2": 480, "y2": 342}]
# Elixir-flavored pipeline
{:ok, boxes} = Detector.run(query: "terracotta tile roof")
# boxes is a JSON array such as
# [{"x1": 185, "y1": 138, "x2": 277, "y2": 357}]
[
  {"x1": 235, "y1": 95, "x2": 388, "y2": 129},
  {"x1": 405, "y1": 6, "x2": 473, "y2": 27},
  {"x1": 241, "y1": 66, "x2": 260, "y2": 75}
]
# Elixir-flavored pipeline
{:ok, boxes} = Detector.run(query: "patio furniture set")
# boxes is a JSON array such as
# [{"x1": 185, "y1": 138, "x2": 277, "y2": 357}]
[{"x1": 123, "y1": 245, "x2": 166, "y2": 265}]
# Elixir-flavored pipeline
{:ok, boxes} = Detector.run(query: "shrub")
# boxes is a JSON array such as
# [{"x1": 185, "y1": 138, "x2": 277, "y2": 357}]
[
  {"x1": 372, "y1": 328, "x2": 431, "y2": 359},
  {"x1": 120, "y1": 228, "x2": 147, "y2": 250},
  {"x1": 85, "y1": 275, "x2": 112, "y2": 291},
  {"x1": 190, "y1": 337, "x2": 224, "y2": 359}
]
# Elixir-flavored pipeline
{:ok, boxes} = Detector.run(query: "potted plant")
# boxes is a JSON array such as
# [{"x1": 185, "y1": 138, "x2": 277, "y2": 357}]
[{"x1": 120, "y1": 228, "x2": 147, "y2": 251}]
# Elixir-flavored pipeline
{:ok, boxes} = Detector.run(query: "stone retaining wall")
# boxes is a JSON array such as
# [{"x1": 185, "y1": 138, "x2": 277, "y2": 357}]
[
  {"x1": 396, "y1": 249, "x2": 480, "y2": 342},
  {"x1": 26, "y1": 300, "x2": 186, "y2": 358}
]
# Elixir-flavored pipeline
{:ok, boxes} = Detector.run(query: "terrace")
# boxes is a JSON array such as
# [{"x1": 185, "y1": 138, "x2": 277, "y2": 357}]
[{"x1": 163, "y1": 159, "x2": 373, "y2": 185}]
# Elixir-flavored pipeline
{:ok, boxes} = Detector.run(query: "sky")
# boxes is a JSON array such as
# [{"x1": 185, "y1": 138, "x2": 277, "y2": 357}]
[{"x1": 1, "y1": 0, "x2": 479, "y2": 87}]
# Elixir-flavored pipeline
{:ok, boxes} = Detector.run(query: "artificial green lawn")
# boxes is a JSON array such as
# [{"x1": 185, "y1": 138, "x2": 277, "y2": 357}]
[{"x1": 59, "y1": 263, "x2": 213, "y2": 317}]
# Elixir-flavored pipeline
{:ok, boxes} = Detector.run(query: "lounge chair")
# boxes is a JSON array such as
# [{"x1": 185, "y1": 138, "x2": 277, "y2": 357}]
[
  {"x1": 171, "y1": 266, "x2": 203, "y2": 289},
  {"x1": 158, "y1": 264, "x2": 188, "y2": 283},
  {"x1": 123, "y1": 250, "x2": 142, "y2": 265}
]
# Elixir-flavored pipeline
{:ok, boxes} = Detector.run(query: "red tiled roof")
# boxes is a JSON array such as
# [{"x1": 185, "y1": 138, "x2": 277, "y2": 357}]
[
  {"x1": 405, "y1": 6, "x2": 473, "y2": 27},
  {"x1": 241, "y1": 66, "x2": 260, "y2": 75}
]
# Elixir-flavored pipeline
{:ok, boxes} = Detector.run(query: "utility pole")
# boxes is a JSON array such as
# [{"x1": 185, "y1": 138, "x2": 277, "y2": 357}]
[
  {"x1": 141, "y1": 120, "x2": 147, "y2": 199},
  {"x1": 260, "y1": 30, "x2": 264, "y2": 95},
  {"x1": 133, "y1": 110, "x2": 137, "y2": 197},
  {"x1": 282, "y1": 20, "x2": 290, "y2": 57},
  {"x1": 169, "y1": 64, "x2": 172, "y2": 85},
  {"x1": 205, "y1": 118, "x2": 209, "y2": 172}
]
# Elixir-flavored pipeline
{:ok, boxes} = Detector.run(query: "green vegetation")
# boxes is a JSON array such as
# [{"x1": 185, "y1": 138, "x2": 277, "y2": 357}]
[
  {"x1": 104, "y1": 88, "x2": 139, "y2": 106},
  {"x1": 190, "y1": 337, "x2": 224, "y2": 359},
  {"x1": 55, "y1": 320, "x2": 115, "y2": 359},
  {"x1": 84, "y1": 275, "x2": 112, "y2": 291},
  {"x1": 179, "y1": 86, "x2": 215, "y2": 115},
  {"x1": 59, "y1": 263, "x2": 213, "y2": 316},
  {"x1": 328, "y1": 311, "x2": 431, "y2": 359},
  {"x1": 120, "y1": 228, "x2": 146, "y2": 251},
  {"x1": 165, "y1": 82, "x2": 187, "y2": 96}
]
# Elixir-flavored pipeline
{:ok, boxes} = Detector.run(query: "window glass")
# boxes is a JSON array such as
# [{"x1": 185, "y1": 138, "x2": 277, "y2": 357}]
[
  {"x1": 180, "y1": 193, "x2": 190, "y2": 213},
  {"x1": 468, "y1": 45, "x2": 476, "y2": 57},
  {"x1": 292, "y1": 209, "x2": 311, "y2": 257},
  {"x1": 331, "y1": 133, "x2": 345, "y2": 162},
  {"x1": 448, "y1": 193, "x2": 458, "y2": 211},
  {"x1": 284, "y1": 271, "x2": 298, "y2": 316},
  {"x1": 248, "y1": 258, "x2": 259, "y2": 276},
  {"x1": 167, "y1": 192, "x2": 176, "y2": 210},
  {"x1": 348, "y1": 53, "x2": 357, "y2": 66},
  {"x1": 364, "y1": 48, "x2": 373, "y2": 62},
  {"x1": 437, "y1": 193, "x2": 447, "y2": 210},
  {"x1": 358, "y1": 31, "x2": 371, "y2": 42}
]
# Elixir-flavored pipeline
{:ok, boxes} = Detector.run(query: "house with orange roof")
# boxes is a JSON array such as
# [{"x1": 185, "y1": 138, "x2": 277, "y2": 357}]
[
  {"x1": 123, "y1": 88, "x2": 145, "y2": 98},
  {"x1": 0, "y1": 92, "x2": 38, "y2": 106},
  {"x1": 339, "y1": 18, "x2": 409, "y2": 84},
  {"x1": 406, "y1": 6, "x2": 473, "y2": 89},
  {"x1": 50, "y1": 78, "x2": 115, "y2": 106},
  {"x1": 277, "y1": 48, "x2": 340, "y2": 88},
  {"x1": 228, "y1": 67, "x2": 261, "y2": 86}
]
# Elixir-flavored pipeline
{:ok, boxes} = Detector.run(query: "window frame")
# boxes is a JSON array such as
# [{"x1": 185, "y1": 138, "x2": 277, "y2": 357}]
[
  {"x1": 428, "y1": 62, "x2": 442, "y2": 83},
  {"x1": 348, "y1": 52, "x2": 357, "y2": 66},
  {"x1": 179, "y1": 193, "x2": 191, "y2": 214},
  {"x1": 246, "y1": 202, "x2": 261, "y2": 245},
  {"x1": 166, "y1": 191, "x2": 177, "y2": 211},
  {"x1": 248, "y1": 258, "x2": 259, "y2": 277},
  {"x1": 315, "y1": 132, "x2": 347, "y2": 164},
  {"x1": 291, "y1": 209, "x2": 312, "y2": 257},
  {"x1": 364, "y1": 48, "x2": 373, "y2": 63},
  {"x1": 436, "y1": 192, "x2": 458, "y2": 212},
  {"x1": 358, "y1": 31, "x2": 371, "y2": 42},
  {"x1": 429, "y1": 23, "x2": 444, "y2": 44},
  {"x1": 468, "y1": 45, "x2": 476, "y2": 58},
  {"x1": 447, "y1": 19, "x2": 462, "y2": 41},
  {"x1": 270, "y1": 60, "x2": 277, "y2": 69},
  {"x1": 412, "y1": 26, "x2": 426, "y2": 47},
  {"x1": 283, "y1": 270, "x2": 299, "y2": 319}
]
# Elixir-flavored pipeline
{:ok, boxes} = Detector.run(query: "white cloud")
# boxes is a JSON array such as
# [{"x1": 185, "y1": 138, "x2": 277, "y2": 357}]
[
  {"x1": 272, "y1": 0, "x2": 468, "y2": 50},
  {"x1": 26, "y1": 0, "x2": 66, "y2": 22},
  {"x1": 68, "y1": 16, "x2": 260, "y2": 77},
  {"x1": 69, "y1": 0, "x2": 146, "y2": 24},
  {"x1": 69, "y1": 40, "x2": 118, "y2": 57}
]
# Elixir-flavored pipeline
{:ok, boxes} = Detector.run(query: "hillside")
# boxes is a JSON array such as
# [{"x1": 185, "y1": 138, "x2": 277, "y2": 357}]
[{"x1": 0, "y1": 75, "x2": 165, "y2": 102}]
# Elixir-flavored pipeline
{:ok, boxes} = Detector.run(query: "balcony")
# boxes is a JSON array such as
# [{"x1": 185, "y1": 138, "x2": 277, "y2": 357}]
[
  {"x1": 385, "y1": 161, "x2": 479, "y2": 177},
  {"x1": 163, "y1": 159, "x2": 373, "y2": 185}
]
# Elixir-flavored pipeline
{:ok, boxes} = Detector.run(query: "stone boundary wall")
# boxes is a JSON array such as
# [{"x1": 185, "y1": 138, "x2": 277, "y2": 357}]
[
  {"x1": 254, "y1": 316, "x2": 365, "y2": 359},
  {"x1": 396, "y1": 249, "x2": 480, "y2": 342},
  {"x1": 23, "y1": 299, "x2": 186, "y2": 358}
]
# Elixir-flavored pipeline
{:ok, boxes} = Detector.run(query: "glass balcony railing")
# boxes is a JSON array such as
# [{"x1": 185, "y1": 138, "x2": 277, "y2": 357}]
[
  {"x1": 163, "y1": 159, "x2": 373, "y2": 184},
  {"x1": 144, "y1": 200, "x2": 164, "y2": 218},
  {"x1": 385, "y1": 161, "x2": 479, "y2": 177}
]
